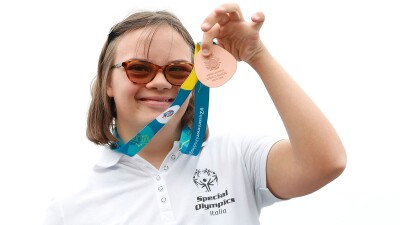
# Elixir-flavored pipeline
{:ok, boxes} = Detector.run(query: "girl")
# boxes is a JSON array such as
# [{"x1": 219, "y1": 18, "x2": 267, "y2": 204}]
[{"x1": 44, "y1": 3, "x2": 346, "y2": 225}]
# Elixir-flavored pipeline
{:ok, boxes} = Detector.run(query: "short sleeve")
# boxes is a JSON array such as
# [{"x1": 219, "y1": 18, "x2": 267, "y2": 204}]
[{"x1": 239, "y1": 134, "x2": 284, "y2": 208}]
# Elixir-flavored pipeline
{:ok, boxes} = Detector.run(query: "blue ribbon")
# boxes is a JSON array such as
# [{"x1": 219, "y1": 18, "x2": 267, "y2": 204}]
[{"x1": 179, "y1": 82, "x2": 209, "y2": 156}]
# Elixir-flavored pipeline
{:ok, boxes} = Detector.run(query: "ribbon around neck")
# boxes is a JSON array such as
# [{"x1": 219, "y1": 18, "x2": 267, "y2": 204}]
[{"x1": 112, "y1": 43, "x2": 209, "y2": 157}]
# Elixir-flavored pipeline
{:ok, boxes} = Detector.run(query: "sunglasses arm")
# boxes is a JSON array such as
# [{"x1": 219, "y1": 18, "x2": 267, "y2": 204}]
[{"x1": 111, "y1": 63, "x2": 123, "y2": 68}]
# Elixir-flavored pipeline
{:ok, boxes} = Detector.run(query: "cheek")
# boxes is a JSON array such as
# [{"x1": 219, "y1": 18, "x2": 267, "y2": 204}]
[
  {"x1": 108, "y1": 71, "x2": 133, "y2": 97},
  {"x1": 111, "y1": 75, "x2": 141, "y2": 102},
  {"x1": 125, "y1": 83, "x2": 141, "y2": 95},
  {"x1": 118, "y1": 84, "x2": 141, "y2": 101}
]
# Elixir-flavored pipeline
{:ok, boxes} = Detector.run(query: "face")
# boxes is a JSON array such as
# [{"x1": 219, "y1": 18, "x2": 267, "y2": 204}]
[{"x1": 107, "y1": 25, "x2": 192, "y2": 137}]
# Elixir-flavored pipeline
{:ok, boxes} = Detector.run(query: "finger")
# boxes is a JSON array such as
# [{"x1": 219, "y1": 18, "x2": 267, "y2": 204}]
[
  {"x1": 215, "y1": 3, "x2": 243, "y2": 21},
  {"x1": 201, "y1": 24, "x2": 220, "y2": 56},
  {"x1": 217, "y1": 13, "x2": 230, "y2": 26},
  {"x1": 251, "y1": 11, "x2": 265, "y2": 31},
  {"x1": 201, "y1": 3, "x2": 242, "y2": 32},
  {"x1": 201, "y1": 13, "x2": 230, "y2": 32}
]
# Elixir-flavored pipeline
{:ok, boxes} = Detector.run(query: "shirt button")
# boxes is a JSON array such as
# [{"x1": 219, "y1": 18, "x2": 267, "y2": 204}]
[
  {"x1": 155, "y1": 175, "x2": 161, "y2": 181},
  {"x1": 163, "y1": 166, "x2": 169, "y2": 171},
  {"x1": 158, "y1": 186, "x2": 164, "y2": 192},
  {"x1": 161, "y1": 197, "x2": 167, "y2": 203},
  {"x1": 171, "y1": 154, "x2": 176, "y2": 160}
]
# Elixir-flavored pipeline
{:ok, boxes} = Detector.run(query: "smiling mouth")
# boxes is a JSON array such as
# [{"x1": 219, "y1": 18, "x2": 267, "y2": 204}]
[{"x1": 139, "y1": 98, "x2": 174, "y2": 102}]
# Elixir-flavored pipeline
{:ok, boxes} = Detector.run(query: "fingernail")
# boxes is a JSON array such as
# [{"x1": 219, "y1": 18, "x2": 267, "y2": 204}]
[
  {"x1": 202, "y1": 48, "x2": 209, "y2": 55},
  {"x1": 201, "y1": 23, "x2": 211, "y2": 30},
  {"x1": 215, "y1": 7, "x2": 225, "y2": 12}
]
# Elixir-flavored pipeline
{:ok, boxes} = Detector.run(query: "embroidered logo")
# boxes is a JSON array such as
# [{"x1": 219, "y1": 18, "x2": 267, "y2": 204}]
[{"x1": 193, "y1": 168, "x2": 218, "y2": 192}]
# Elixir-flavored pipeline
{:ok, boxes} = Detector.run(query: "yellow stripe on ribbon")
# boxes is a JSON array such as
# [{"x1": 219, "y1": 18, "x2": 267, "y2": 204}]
[{"x1": 180, "y1": 43, "x2": 200, "y2": 91}]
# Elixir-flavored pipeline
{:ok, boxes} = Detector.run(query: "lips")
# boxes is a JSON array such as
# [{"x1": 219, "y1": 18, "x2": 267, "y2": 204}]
[
  {"x1": 138, "y1": 96, "x2": 175, "y2": 109},
  {"x1": 139, "y1": 97, "x2": 174, "y2": 102}
]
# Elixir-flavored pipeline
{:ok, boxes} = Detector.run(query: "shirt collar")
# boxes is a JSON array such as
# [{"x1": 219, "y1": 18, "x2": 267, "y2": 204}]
[
  {"x1": 95, "y1": 146, "x2": 123, "y2": 168},
  {"x1": 95, "y1": 139, "x2": 209, "y2": 168}
]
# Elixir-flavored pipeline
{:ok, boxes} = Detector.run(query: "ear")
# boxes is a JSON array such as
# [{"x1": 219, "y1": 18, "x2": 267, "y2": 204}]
[{"x1": 106, "y1": 79, "x2": 114, "y2": 97}]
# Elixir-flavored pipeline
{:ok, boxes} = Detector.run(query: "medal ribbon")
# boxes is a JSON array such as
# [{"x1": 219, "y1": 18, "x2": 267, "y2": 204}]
[
  {"x1": 179, "y1": 81, "x2": 209, "y2": 156},
  {"x1": 113, "y1": 43, "x2": 209, "y2": 157}
]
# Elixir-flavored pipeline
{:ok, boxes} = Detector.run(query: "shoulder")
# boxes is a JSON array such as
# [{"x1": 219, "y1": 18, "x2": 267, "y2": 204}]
[
  {"x1": 203, "y1": 132, "x2": 281, "y2": 154},
  {"x1": 43, "y1": 147, "x2": 117, "y2": 224}
]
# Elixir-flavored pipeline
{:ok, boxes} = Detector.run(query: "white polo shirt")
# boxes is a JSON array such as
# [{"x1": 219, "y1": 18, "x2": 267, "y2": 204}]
[{"x1": 43, "y1": 134, "x2": 282, "y2": 225}]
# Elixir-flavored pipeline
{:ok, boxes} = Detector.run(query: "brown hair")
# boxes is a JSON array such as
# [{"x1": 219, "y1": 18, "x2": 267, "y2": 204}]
[{"x1": 87, "y1": 10, "x2": 205, "y2": 146}]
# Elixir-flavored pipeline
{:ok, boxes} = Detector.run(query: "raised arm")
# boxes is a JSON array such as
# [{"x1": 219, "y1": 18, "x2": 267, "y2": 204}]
[{"x1": 201, "y1": 3, "x2": 346, "y2": 199}]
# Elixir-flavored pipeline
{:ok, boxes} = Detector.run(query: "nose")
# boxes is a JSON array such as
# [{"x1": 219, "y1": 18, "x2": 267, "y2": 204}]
[{"x1": 145, "y1": 70, "x2": 172, "y2": 91}]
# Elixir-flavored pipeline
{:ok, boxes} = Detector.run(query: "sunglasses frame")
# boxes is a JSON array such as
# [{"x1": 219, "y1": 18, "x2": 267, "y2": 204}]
[{"x1": 111, "y1": 59, "x2": 194, "y2": 86}]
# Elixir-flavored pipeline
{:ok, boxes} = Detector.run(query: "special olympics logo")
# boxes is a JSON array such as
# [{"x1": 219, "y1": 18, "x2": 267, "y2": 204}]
[
  {"x1": 193, "y1": 168, "x2": 218, "y2": 192},
  {"x1": 204, "y1": 56, "x2": 221, "y2": 71},
  {"x1": 156, "y1": 105, "x2": 180, "y2": 124},
  {"x1": 162, "y1": 110, "x2": 174, "y2": 119}
]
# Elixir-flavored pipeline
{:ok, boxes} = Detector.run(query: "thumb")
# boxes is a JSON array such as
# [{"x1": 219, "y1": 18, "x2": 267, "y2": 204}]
[{"x1": 251, "y1": 12, "x2": 265, "y2": 31}]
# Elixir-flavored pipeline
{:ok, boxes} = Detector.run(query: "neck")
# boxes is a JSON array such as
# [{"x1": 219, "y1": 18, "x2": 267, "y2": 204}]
[{"x1": 117, "y1": 118, "x2": 182, "y2": 169}]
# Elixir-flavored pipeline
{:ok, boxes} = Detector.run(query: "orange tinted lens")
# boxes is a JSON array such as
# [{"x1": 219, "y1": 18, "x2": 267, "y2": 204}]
[
  {"x1": 125, "y1": 61, "x2": 154, "y2": 83},
  {"x1": 165, "y1": 63, "x2": 193, "y2": 85}
]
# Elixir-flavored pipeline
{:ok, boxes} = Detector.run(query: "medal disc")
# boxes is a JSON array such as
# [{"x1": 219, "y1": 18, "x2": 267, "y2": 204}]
[{"x1": 194, "y1": 45, "x2": 237, "y2": 88}]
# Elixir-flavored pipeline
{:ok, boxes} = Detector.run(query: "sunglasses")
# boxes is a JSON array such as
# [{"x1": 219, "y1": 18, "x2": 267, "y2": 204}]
[{"x1": 111, "y1": 59, "x2": 194, "y2": 86}]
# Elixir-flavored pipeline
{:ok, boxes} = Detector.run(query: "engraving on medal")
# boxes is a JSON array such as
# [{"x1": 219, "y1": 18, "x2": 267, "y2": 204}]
[
  {"x1": 195, "y1": 45, "x2": 237, "y2": 88},
  {"x1": 204, "y1": 56, "x2": 221, "y2": 71},
  {"x1": 205, "y1": 69, "x2": 227, "y2": 82}
]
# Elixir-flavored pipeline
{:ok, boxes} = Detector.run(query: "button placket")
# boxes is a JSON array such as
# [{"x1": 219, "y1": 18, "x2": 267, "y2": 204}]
[
  {"x1": 154, "y1": 174, "x2": 170, "y2": 207},
  {"x1": 155, "y1": 147, "x2": 179, "y2": 223},
  {"x1": 153, "y1": 173, "x2": 174, "y2": 220}
]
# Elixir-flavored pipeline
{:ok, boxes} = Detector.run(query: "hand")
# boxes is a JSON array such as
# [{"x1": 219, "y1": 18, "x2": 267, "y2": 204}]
[{"x1": 201, "y1": 3, "x2": 265, "y2": 64}]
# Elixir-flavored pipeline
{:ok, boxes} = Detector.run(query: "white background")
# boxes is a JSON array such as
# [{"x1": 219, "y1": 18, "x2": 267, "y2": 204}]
[{"x1": 1, "y1": 0, "x2": 399, "y2": 224}]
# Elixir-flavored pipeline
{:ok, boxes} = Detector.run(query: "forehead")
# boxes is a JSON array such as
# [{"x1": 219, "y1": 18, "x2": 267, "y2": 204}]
[{"x1": 114, "y1": 25, "x2": 192, "y2": 63}]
